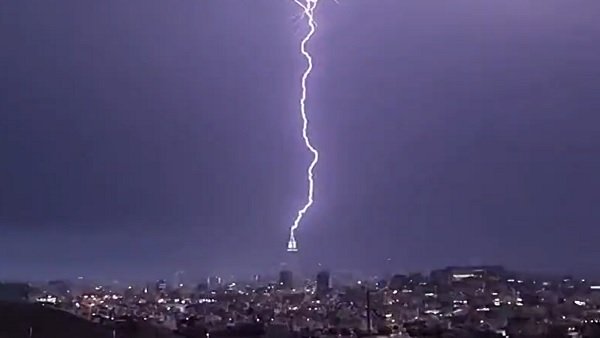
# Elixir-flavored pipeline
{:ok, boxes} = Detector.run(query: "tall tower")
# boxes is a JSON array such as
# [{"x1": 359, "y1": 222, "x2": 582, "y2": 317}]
[
  {"x1": 287, "y1": 233, "x2": 298, "y2": 252},
  {"x1": 282, "y1": 240, "x2": 302, "y2": 287}
]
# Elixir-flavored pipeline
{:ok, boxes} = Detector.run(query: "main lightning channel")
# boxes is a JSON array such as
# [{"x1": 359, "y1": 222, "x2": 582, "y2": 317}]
[{"x1": 287, "y1": 0, "x2": 320, "y2": 253}]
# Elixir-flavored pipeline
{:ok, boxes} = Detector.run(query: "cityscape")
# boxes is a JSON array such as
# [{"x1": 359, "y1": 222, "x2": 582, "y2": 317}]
[{"x1": 4, "y1": 263, "x2": 600, "y2": 337}]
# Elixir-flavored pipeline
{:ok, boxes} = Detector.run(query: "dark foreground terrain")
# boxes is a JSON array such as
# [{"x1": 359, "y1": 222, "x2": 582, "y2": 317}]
[{"x1": 0, "y1": 302, "x2": 177, "y2": 338}]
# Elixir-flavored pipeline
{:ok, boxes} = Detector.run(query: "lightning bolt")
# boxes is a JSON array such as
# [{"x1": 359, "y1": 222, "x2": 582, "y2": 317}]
[{"x1": 287, "y1": 0, "x2": 320, "y2": 253}]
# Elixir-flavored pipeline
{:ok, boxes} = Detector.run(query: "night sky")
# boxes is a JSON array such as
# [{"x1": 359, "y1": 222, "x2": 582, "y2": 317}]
[{"x1": 2, "y1": 0, "x2": 600, "y2": 280}]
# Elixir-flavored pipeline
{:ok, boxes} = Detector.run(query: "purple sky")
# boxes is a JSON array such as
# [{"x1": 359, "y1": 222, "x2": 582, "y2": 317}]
[{"x1": 1, "y1": 0, "x2": 600, "y2": 280}]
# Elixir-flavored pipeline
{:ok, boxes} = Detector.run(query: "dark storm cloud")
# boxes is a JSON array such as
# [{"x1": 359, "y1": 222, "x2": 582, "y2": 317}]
[{"x1": 1, "y1": 0, "x2": 600, "y2": 279}]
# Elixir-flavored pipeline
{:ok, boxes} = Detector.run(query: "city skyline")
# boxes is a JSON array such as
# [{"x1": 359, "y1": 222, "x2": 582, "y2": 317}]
[{"x1": 2, "y1": 0, "x2": 600, "y2": 280}]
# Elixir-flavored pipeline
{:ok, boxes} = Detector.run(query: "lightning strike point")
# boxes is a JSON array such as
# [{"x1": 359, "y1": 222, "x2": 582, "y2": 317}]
[{"x1": 287, "y1": 233, "x2": 298, "y2": 252}]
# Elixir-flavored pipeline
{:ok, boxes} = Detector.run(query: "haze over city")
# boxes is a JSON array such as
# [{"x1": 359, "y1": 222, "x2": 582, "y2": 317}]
[{"x1": 2, "y1": 0, "x2": 600, "y2": 282}]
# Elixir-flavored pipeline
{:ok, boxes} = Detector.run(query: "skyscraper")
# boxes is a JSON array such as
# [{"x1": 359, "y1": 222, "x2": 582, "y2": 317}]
[
  {"x1": 316, "y1": 270, "x2": 331, "y2": 298},
  {"x1": 155, "y1": 279, "x2": 167, "y2": 292},
  {"x1": 283, "y1": 246, "x2": 302, "y2": 279},
  {"x1": 207, "y1": 276, "x2": 222, "y2": 290},
  {"x1": 279, "y1": 270, "x2": 294, "y2": 290}
]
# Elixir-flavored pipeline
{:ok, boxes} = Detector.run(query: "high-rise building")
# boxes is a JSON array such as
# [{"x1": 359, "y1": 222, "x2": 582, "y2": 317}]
[
  {"x1": 195, "y1": 282, "x2": 208, "y2": 293},
  {"x1": 316, "y1": 270, "x2": 331, "y2": 297},
  {"x1": 156, "y1": 279, "x2": 167, "y2": 293},
  {"x1": 279, "y1": 270, "x2": 294, "y2": 290},
  {"x1": 173, "y1": 270, "x2": 185, "y2": 289},
  {"x1": 206, "y1": 276, "x2": 223, "y2": 290},
  {"x1": 284, "y1": 247, "x2": 303, "y2": 279},
  {"x1": 388, "y1": 274, "x2": 408, "y2": 290}
]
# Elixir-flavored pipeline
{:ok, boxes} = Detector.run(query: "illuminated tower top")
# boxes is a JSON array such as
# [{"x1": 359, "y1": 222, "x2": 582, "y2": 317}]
[{"x1": 287, "y1": 232, "x2": 298, "y2": 252}]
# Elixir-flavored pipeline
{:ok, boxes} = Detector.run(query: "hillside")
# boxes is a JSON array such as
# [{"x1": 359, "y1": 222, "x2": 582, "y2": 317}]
[{"x1": 0, "y1": 302, "x2": 177, "y2": 338}]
